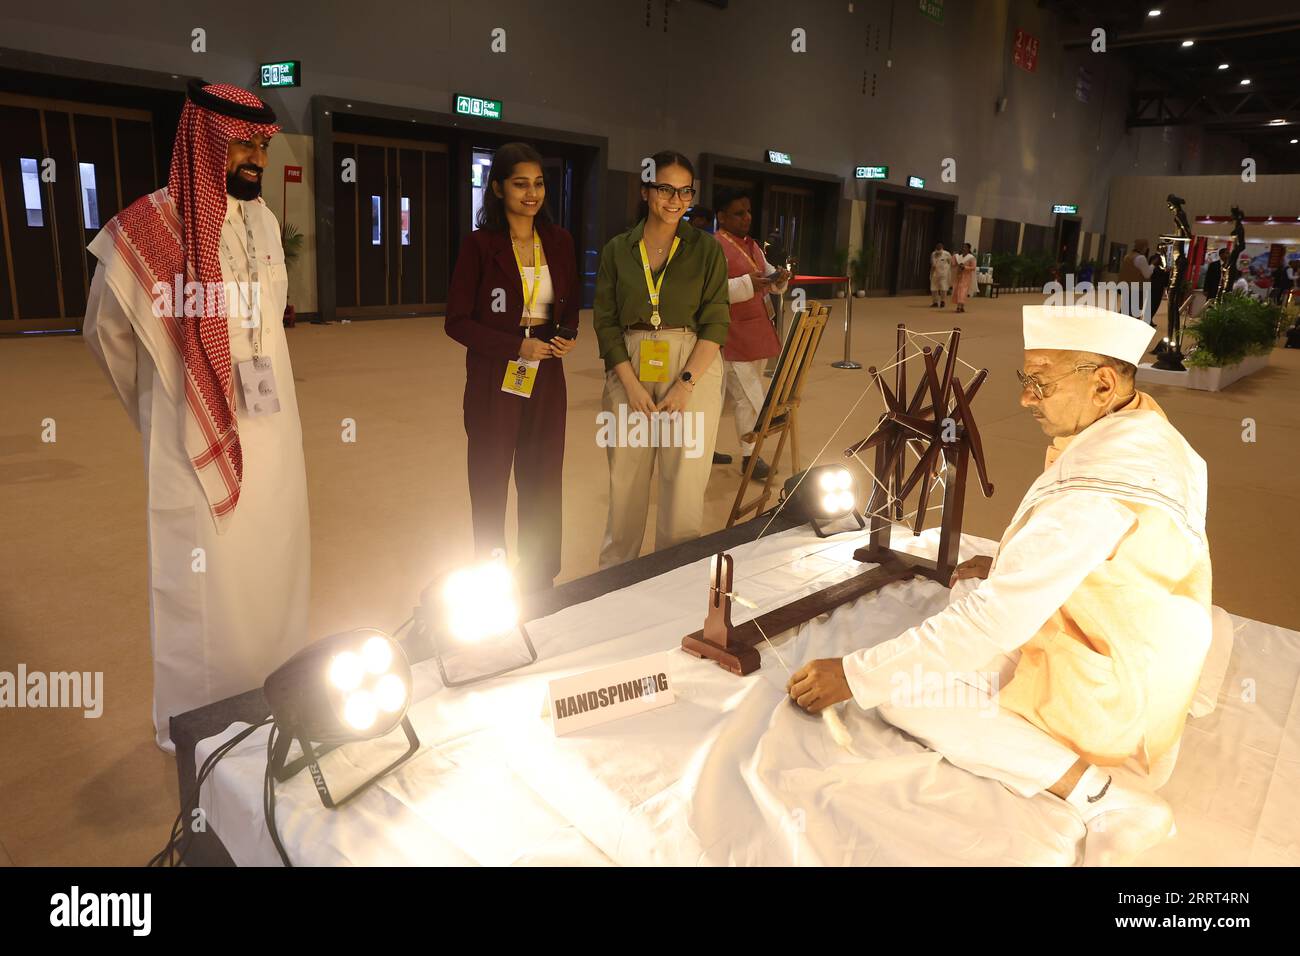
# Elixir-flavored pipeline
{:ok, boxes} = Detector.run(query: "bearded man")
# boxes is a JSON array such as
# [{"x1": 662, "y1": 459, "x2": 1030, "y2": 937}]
[{"x1": 83, "y1": 80, "x2": 310, "y2": 753}]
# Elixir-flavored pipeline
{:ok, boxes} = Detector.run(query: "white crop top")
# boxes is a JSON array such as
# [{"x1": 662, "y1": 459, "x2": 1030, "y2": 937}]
[{"x1": 520, "y1": 265, "x2": 554, "y2": 322}]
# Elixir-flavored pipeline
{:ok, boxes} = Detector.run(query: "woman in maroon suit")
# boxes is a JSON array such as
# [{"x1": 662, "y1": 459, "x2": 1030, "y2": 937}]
[{"x1": 446, "y1": 142, "x2": 579, "y2": 594}]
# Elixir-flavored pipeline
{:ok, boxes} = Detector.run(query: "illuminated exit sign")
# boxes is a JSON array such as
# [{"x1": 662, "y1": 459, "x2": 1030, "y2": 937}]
[
  {"x1": 766, "y1": 150, "x2": 793, "y2": 165},
  {"x1": 1052, "y1": 203, "x2": 1079, "y2": 215},
  {"x1": 455, "y1": 94, "x2": 502, "y2": 120},
  {"x1": 855, "y1": 165, "x2": 888, "y2": 179},
  {"x1": 258, "y1": 61, "x2": 301, "y2": 88},
  {"x1": 907, "y1": 175, "x2": 926, "y2": 189}
]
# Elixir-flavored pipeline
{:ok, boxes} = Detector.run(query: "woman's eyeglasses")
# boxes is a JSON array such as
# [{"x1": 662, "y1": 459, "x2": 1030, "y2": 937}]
[
  {"x1": 1016, "y1": 364, "x2": 1098, "y2": 401},
  {"x1": 648, "y1": 183, "x2": 697, "y2": 201}
]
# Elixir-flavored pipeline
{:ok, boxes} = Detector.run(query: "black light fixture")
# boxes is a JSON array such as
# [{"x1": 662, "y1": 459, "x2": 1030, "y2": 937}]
[
  {"x1": 779, "y1": 465, "x2": 865, "y2": 537},
  {"x1": 263, "y1": 628, "x2": 420, "y2": 809},
  {"x1": 410, "y1": 559, "x2": 538, "y2": 687}
]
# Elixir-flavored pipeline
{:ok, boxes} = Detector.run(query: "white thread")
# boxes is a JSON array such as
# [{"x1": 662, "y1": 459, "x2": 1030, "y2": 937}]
[{"x1": 727, "y1": 592, "x2": 852, "y2": 750}]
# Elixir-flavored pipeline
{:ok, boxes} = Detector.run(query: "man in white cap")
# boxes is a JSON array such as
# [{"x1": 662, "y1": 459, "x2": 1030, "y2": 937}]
[{"x1": 787, "y1": 304, "x2": 1213, "y2": 865}]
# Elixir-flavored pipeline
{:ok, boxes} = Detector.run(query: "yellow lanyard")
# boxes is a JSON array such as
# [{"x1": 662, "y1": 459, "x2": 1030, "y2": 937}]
[
  {"x1": 718, "y1": 230, "x2": 760, "y2": 273},
  {"x1": 511, "y1": 230, "x2": 542, "y2": 336},
  {"x1": 638, "y1": 236, "x2": 680, "y2": 330}
]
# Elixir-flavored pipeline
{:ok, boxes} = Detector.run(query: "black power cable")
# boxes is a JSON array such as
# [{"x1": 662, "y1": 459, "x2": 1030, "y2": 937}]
[
  {"x1": 263, "y1": 723, "x2": 294, "y2": 867},
  {"x1": 147, "y1": 717, "x2": 272, "y2": 866}
]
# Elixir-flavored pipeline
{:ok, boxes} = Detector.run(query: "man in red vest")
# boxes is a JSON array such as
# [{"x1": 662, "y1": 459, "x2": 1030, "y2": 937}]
[{"x1": 713, "y1": 190, "x2": 789, "y2": 479}]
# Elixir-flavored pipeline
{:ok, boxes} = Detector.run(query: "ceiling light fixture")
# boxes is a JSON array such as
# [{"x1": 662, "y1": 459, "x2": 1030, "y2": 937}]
[
  {"x1": 1181, "y1": 40, "x2": 1194, "y2": 48},
  {"x1": 1218, "y1": 63, "x2": 1229, "y2": 70},
  {"x1": 1240, "y1": 78, "x2": 1251, "y2": 86}
]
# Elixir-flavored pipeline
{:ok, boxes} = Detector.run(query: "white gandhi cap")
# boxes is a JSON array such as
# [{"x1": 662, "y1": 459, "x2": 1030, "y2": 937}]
[{"x1": 1022, "y1": 304, "x2": 1157, "y2": 366}]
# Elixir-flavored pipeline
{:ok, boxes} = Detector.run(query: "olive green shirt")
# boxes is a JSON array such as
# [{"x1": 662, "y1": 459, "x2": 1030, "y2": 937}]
[{"x1": 593, "y1": 219, "x2": 731, "y2": 371}]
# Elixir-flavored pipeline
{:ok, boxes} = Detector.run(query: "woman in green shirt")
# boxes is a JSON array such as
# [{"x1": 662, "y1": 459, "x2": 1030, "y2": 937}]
[{"x1": 593, "y1": 151, "x2": 731, "y2": 567}]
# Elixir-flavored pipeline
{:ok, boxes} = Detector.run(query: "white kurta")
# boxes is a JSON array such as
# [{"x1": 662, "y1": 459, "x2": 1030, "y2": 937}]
[
  {"x1": 84, "y1": 196, "x2": 311, "y2": 751},
  {"x1": 844, "y1": 395, "x2": 1211, "y2": 789},
  {"x1": 929, "y1": 251, "x2": 952, "y2": 296}
]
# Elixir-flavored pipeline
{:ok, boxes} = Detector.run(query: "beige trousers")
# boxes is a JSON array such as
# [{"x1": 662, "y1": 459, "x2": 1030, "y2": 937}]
[
  {"x1": 723, "y1": 358, "x2": 768, "y2": 457},
  {"x1": 599, "y1": 329, "x2": 723, "y2": 568}
]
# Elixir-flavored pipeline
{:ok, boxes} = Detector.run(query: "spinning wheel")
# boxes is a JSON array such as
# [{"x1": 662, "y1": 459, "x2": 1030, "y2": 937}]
[
  {"x1": 681, "y1": 323, "x2": 996, "y2": 676},
  {"x1": 845, "y1": 324, "x2": 994, "y2": 585}
]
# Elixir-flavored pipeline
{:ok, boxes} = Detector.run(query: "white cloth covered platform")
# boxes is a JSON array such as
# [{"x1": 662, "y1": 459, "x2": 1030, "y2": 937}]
[{"x1": 197, "y1": 525, "x2": 1300, "y2": 866}]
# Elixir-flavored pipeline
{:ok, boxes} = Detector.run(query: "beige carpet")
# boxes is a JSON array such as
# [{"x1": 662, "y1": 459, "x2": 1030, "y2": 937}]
[{"x1": 2, "y1": 293, "x2": 1297, "y2": 865}]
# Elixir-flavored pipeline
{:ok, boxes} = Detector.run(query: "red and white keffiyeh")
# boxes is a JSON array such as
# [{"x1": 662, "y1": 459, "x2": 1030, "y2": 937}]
[{"x1": 102, "y1": 82, "x2": 279, "y2": 528}]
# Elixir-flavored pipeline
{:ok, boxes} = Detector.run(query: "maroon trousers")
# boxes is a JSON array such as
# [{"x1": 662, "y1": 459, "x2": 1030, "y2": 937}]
[{"x1": 463, "y1": 349, "x2": 567, "y2": 593}]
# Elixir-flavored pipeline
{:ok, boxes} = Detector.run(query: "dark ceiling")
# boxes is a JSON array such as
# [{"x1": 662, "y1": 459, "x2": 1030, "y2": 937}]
[{"x1": 1046, "y1": 1, "x2": 1300, "y2": 170}]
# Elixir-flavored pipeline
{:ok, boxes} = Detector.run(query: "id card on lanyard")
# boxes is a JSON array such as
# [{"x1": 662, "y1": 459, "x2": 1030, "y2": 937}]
[
  {"x1": 512, "y1": 229, "x2": 542, "y2": 335},
  {"x1": 502, "y1": 359, "x2": 540, "y2": 397},
  {"x1": 637, "y1": 236, "x2": 680, "y2": 383},
  {"x1": 503, "y1": 229, "x2": 543, "y2": 397},
  {"x1": 227, "y1": 201, "x2": 281, "y2": 416}
]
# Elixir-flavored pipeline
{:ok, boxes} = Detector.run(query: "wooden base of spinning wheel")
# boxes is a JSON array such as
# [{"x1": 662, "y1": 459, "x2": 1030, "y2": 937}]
[{"x1": 681, "y1": 552, "x2": 923, "y2": 676}]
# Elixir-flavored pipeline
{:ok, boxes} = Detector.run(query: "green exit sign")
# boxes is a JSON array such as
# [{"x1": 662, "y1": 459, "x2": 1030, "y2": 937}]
[
  {"x1": 258, "y1": 61, "x2": 301, "y2": 88},
  {"x1": 455, "y1": 94, "x2": 502, "y2": 120},
  {"x1": 907, "y1": 175, "x2": 926, "y2": 189},
  {"x1": 1052, "y1": 203, "x2": 1079, "y2": 215},
  {"x1": 856, "y1": 165, "x2": 888, "y2": 179},
  {"x1": 766, "y1": 149, "x2": 793, "y2": 165}
]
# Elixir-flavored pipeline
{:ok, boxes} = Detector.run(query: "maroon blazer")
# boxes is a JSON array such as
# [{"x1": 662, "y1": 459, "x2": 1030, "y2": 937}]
[{"x1": 445, "y1": 221, "x2": 580, "y2": 361}]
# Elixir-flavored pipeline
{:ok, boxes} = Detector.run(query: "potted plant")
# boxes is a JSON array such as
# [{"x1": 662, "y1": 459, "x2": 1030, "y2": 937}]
[
  {"x1": 1175, "y1": 292, "x2": 1280, "y2": 390},
  {"x1": 849, "y1": 244, "x2": 872, "y2": 296},
  {"x1": 281, "y1": 222, "x2": 304, "y2": 328},
  {"x1": 832, "y1": 247, "x2": 849, "y2": 297}
]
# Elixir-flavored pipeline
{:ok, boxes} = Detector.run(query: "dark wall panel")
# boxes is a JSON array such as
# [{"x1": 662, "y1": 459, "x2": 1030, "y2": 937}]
[
  {"x1": 333, "y1": 142, "x2": 357, "y2": 308},
  {"x1": 44, "y1": 110, "x2": 84, "y2": 316},
  {"x1": 115, "y1": 119, "x2": 156, "y2": 209},
  {"x1": 1022, "y1": 223, "x2": 1050, "y2": 254},
  {"x1": 424, "y1": 150, "x2": 448, "y2": 303}
]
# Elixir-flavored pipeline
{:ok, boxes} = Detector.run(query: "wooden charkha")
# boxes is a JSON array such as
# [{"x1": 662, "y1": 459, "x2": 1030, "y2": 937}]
[{"x1": 684, "y1": 323, "x2": 994, "y2": 676}]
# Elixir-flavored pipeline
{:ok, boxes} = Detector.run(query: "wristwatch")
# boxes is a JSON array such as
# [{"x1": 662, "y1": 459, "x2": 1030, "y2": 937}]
[{"x1": 679, "y1": 370, "x2": 695, "y2": 386}]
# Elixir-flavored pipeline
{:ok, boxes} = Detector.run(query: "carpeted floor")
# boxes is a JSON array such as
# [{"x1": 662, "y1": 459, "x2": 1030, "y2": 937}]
[{"x1": 2, "y1": 292, "x2": 1297, "y2": 865}]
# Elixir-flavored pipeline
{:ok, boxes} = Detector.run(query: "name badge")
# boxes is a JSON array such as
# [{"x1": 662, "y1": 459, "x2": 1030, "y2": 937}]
[
  {"x1": 545, "y1": 651, "x2": 675, "y2": 736},
  {"x1": 237, "y1": 356, "x2": 281, "y2": 416},
  {"x1": 638, "y1": 338, "x2": 671, "y2": 383},
  {"x1": 501, "y1": 358, "x2": 540, "y2": 397}
]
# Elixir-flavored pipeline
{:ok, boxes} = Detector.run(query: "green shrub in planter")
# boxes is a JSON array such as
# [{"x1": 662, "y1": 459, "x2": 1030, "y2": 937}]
[{"x1": 1184, "y1": 293, "x2": 1281, "y2": 368}]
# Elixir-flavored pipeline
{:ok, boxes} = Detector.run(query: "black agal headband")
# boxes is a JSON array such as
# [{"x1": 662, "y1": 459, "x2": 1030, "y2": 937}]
[{"x1": 186, "y1": 78, "x2": 278, "y2": 124}]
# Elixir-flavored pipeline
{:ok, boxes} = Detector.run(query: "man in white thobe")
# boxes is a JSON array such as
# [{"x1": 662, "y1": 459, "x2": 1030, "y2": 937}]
[
  {"x1": 82, "y1": 81, "x2": 310, "y2": 753},
  {"x1": 929, "y1": 243, "x2": 952, "y2": 308},
  {"x1": 789, "y1": 305, "x2": 1213, "y2": 866}
]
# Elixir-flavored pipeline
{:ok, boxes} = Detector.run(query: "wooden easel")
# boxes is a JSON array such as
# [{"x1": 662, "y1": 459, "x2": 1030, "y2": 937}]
[{"x1": 726, "y1": 304, "x2": 830, "y2": 527}]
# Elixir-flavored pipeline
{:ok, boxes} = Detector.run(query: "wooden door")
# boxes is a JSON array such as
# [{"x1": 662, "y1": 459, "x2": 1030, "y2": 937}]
[
  {"x1": 869, "y1": 198, "x2": 899, "y2": 294},
  {"x1": 336, "y1": 134, "x2": 449, "y2": 317},
  {"x1": 766, "y1": 184, "x2": 813, "y2": 268},
  {"x1": 0, "y1": 95, "x2": 152, "y2": 333},
  {"x1": 898, "y1": 202, "x2": 937, "y2": 294},
  {"x1": 0, "y1": 104, "x2": 61, "y2": 326}
]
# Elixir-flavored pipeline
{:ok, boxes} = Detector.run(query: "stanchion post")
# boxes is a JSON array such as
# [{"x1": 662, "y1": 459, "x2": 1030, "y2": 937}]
[{"x1": 831, "y1": 273, "x2": 861, "y2": 369}]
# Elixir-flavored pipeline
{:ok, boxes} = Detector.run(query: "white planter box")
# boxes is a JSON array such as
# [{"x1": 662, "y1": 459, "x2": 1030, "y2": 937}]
[{"x1": 1137, "y1": 351, "x2": 1271, "y2": 392}]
